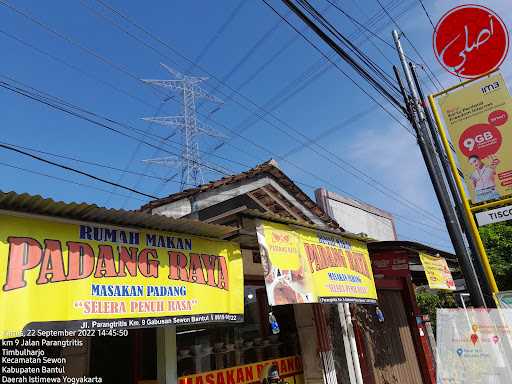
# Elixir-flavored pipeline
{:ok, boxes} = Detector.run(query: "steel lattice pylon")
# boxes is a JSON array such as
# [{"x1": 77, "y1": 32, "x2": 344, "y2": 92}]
[{"x1": 142, "y1": 63, "x2": 225, "y2": 191}]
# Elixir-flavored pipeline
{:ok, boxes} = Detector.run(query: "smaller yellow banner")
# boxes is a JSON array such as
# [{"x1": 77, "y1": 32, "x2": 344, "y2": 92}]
[
  {"x1": 256, "y1": 220, "x2": 377, "y2": 305},
  {"x1": 178, "y1": 355, "x2": 303, "y2": 384},
  {"x1": 419, "y1": 253, "x2": 456, "y2": 291}
]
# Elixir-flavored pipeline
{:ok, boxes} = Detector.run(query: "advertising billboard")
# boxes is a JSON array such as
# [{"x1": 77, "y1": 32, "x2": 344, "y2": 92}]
[
  {"x1": 438, "y1": 73, "x2": 512, "y2": 204},
  {"x1": 0, "y1": 214, "x2": 243, "y2": 338},
  {"x1": 256, "y1": 220, "x2": 377, "y2": 305}
]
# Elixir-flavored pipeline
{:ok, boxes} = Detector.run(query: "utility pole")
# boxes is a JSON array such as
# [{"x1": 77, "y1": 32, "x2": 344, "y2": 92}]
[
  {"x1": 392, "y1": 30, "x2": 486, "y2": 307},
  {"x1": 408, "y1": 64, "x2": 494, "y2": 306},
  {"x1": 142, "y1": 63, "x2": 225, "y2": 191}
]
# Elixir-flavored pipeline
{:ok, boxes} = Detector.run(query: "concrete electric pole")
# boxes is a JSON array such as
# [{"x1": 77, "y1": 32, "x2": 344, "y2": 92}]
[{"x1": 392, "y1": 30, "x2": 487, "y2": 307}]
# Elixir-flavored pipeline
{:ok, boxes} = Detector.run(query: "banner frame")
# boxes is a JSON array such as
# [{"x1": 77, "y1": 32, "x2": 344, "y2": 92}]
[
  {"x1": 428, "y1": 78, "x2": 500, "y2": 295},
  {"x1": 471, "y1": 196, "x2": 512, "y2": 213}
]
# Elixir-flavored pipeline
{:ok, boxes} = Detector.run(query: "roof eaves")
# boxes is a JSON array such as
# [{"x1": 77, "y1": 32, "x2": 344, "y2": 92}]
[{"x1": 0, "y1": 191, "x2": 235, "y2": 239}]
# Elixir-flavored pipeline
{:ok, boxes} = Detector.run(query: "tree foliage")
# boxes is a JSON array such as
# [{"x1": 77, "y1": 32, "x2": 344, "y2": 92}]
[
  {"x1": 415, "y1": 290, "x2": 456, "y2": 333},
  {"x1": 479, "y1": 222, "x2": 512, "y2": 291}
]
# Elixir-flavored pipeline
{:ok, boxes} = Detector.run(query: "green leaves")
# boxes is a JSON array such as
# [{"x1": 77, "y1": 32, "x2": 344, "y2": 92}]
[{"x1": 479, "y1": 222, "x2": 512, "y2": 291}]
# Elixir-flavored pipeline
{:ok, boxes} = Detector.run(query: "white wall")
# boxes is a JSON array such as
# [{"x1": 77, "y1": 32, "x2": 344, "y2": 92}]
[
  {"x1": 316, "y1": 189, "x2": 396, "y2": 241},
  {"x1": 328, "y1": 200, "x2": 395, "y2": 240}
]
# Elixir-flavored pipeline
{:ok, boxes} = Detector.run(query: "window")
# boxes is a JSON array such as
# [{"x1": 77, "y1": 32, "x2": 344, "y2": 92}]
[{"x1": 176, "y1": 284, "x2": 300, "y2": 377}]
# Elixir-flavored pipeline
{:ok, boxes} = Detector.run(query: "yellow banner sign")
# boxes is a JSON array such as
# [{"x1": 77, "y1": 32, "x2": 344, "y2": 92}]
[
  {"x1": 256, "y1": 220, "x2": 377, "y2": 305},
  {"x1": 178, "y1": 355, "x2": 304, "y2": 384},
  {"x1": 438, "y1": 73, "x2": 512, "y2": 204},
  {"x1": 0, "y1": 214, "x2": 243, "y2": 338},
  {"x1": 419, "y1": 253, "x2": 456, "y2": 291}
]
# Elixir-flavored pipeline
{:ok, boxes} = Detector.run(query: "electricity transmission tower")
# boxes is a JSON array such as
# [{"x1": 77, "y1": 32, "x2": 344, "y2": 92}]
[{"x1": 142, "y1": 63, "x2": 225, "y2": 191}]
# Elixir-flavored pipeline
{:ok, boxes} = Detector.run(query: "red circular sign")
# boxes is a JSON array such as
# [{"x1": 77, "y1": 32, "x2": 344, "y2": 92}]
[
  {"x1": 459, "y1": 123, "x2": 502, "y2": 158},
  {"x1": 433, "y1": 5, "x2": 509, "y2": 78},
  {"x1": 488, "y1": 110, "x2": 508, "y2": 126}
]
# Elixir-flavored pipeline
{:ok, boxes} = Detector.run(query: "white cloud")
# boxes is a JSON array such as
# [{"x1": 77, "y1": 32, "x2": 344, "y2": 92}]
[{"x1": 347, "y1": 122, "x2": 435, "y2": 209}]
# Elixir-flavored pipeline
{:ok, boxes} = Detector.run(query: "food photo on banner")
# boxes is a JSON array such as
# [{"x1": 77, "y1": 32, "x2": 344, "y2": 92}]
[
  {"x1": 437, "y1": 72, "x2": 512, "y2": 205},
  {"x1": 0, "y1": 213, "x2": 244, "y2": 338},
  {"x1": 255, "y1": 220, "x2": 377, "y2": 306}
]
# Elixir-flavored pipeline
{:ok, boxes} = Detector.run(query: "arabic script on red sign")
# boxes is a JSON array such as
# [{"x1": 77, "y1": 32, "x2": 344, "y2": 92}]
[{"x1": 433, "y1": 5, "x2": 509, "y2": 79}]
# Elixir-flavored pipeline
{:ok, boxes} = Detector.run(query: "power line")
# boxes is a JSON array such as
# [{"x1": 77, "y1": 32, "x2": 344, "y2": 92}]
[
  {"x1": 87, "y1": 0, "x2": 409, "y2": 159},
  {"x1": 86, "y1": 4, "x2": 440, "y2": 225},
  {"x1": 375, "y1": 0, "x2": 443, "y2": 90},
  {"x1": 82, "y1": 0, "x2": 445, "y2": 225},
  {"x1": 141, "y1": 64, "x2": 226, "y2": 191},
  {"x1": 0, "y1": 28, "x2": 158, "y2": 110},
  {"x1": 295, "y1": 0, "x2": 401, "y2": 94},
  {"x1": 0, "y1": 79, "x2": 245, "y2": 176},
  {"x1": 325, "y1": 0, "x2": 423, "y2": 66},
  {"x1": 0, "y1": 74, "x2": 448, "y2": 238},
  {"x1": 417, "y1": 0, "x2": 435, "y2": 30},
  {"x1": 152, "y1": 1, "x2": 406, "y2": 195},
  {"x1": 0, "y1": 75, "x2": 384, "y2": 225},
  {"x1": 261, "y1": 2, "x2": 450, "y2": 229},
  {"x1": 2, "y1": 83, "x2": 449, "y2": 237},
  {"x1": 6, "y1": 121, "x2": 450, "y2": 236},
  {"x1": 260, "y1": 0, "x2": 409, "y2": 124},
  {"x1": 114, "y1": 0, "x2": 248, "y2": 200},
  {"x1": 0, "y1": 142, "x2": 160, "y2": 199},
  {"x1": 0, "y1": 140, "x2": 172, "y2": 183},
  {"x1": 327, "y1": 0, "x2": 397, "y2": 50},
  {"x1": 278, "y1": 0, "x2": 406, "y2": 112},
  {"x1": 52, "y1": 1, "x2": 420, "y2": 216},
  {"x1": 0, "y1": 0, "x2": 240, "y2": 201},
  {"x1": 0, "y1": 140, "x2": 263, "y2": 199},
  {"x1": 296, "y1": 179, "x2": 448, "y2": 233},
  {"x1": 2, "y1": 1, "x2": 446, "y2": 228},
  {"x1": 0, "y1": 76, "x2": 253, "y2": 171},
  {"x1": 0, "y1": 160, "x2": 148, "y2": 203},
  {"x1": 205, "y1": 0, "x2": 413, "y2": 151},
  {"x1": 281, "y1": 106, "x2": 374, "y2": 158},
  {"x1": 104, "y1": 97, "x2": 172, "y2": 206},
  {"x1": 196, "y1": 8, "x2": 291, "y2": 110},
  {"x1": 186, "y1": 0, "x2": 248, "y2": 74},
  {"x1": 257, "y1": 2, "x2": 449, "y2": 223},
  {"x1": 92, "y1": 0, "x2": 409, "y2": 131},
  {"x1": 0, "y1": 0, "x2": 157, "y2": 89},
  {"x1": 234, "y1": 0, "x2": 418, "y2": 131},
  {"x1": 229, "y1": 0, "x2": 373, "y2": 93}
]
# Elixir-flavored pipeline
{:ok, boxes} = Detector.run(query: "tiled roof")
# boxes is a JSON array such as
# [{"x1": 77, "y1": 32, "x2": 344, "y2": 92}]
[{"x1": 140, "y1": 159, "x2": 339, "y2": 229}]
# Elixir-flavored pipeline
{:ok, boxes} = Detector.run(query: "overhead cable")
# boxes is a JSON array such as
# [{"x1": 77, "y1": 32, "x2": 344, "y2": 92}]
[
  {"x1": 0, "y1": 160, "x2": 148, "y2": 203},
  {"x1": 1, "y1": 1, "x2": 446, "y2": 228},
  {"x1": 0, "y1": 143, "x2": 160, "y2": 199}
]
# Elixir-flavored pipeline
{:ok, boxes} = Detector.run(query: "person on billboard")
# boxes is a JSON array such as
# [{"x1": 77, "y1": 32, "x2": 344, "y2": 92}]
[{"x1": 468, "y1": 155, "x2": 501, "y2": 202}]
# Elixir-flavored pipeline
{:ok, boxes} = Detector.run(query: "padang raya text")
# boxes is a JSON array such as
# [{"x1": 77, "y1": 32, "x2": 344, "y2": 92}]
[{"x1": 2, "y1": 224, "x2": 229, "y2": 292}]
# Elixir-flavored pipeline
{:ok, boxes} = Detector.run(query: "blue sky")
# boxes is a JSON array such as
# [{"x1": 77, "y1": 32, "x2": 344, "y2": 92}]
[{"x1": 1, "y1": 0, "x2": 511, "y2": 251}]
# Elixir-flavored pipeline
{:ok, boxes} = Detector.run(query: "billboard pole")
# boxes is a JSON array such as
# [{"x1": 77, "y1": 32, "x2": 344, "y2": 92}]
[
  {"x1": 392, "y1": 30, "x2": 487, "y2": 307},
  {"x1": 427, "y1": 94, "x2": 500, "y2": 296},
  {"x1": 409, "y1": 63, "x2": 495, "y2": 306}
]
